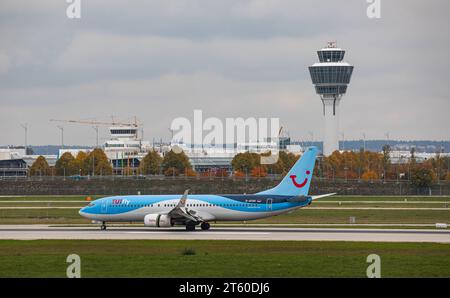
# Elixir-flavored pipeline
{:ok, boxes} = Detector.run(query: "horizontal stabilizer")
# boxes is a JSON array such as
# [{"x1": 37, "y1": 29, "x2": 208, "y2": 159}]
[{"x1": 311, "y1": 193, "x2": 336, "y2": 201}]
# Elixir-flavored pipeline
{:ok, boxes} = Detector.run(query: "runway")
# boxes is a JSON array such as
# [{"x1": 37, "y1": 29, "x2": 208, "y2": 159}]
[{"x1": 0, "y1": 225, "x2": 449, "y2": 243}]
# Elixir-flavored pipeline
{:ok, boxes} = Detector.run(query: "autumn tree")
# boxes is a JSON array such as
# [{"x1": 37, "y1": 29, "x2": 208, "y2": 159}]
[
  {"x1": 428, "y1": 154, "x2": 450, "y2": 181},
  {"x1": 233, "y1": 170, "x2": 245, "y2": 178},
  {"x1": 251, "y1": 166, "x2": 267, "y2": 177},
  {"x1": 320, "y1": 150, "x2": 386, "y2": 180},
  {"x1": 356, "y1": 148, "x2": 365, "y2": 179},
  {"x1": 73, "y1": 151, "x2": 88, "y2": 175},
  {"x1": 185, "y1": 168, "x2": 198, "y2": 177},
  {"x1": 411, "y1": 165, "x2": 436, "y2": 187},
  {"x1": 85, "y1": 148, "x2": 112, "y2": 175},
  {"x1": 164, "y1": 167, "x2": 180, "y2": 176},
  {"x1": 322, "y1": 151, "x2": 342, "y2": 179},
  {"x1": 361, "y1": 170, "x2": 378, "y2": 181},
  {"x1": 278, "y1": 151, "x2": 299, "y2": 173},
  {"x1": 162, "y1": 149, "x2": 192, "y2": 174},
  {"x1": 215, "y1": 168, "x2": 229, "y2": 177},
  {"x1": 381, "y1": 145, "x2": 392, "y2": 179},
  {"x1": 30, "y1": 156, "x2": 51, "y2": 176},
  {"x1": 446, "y1": 172, "x2": 450, "y2": 181},
  {"x1": 261, "y1": 151, "x2": 284, "y2": 174},
  {"x1": 55, "y1": 152, "x2": 76, "y2": 176},
  {"x1": 139, "y1": 150, "x2": 163, "y2": 175},
  {"x1": 231, "y1": 152, "x2": 260, "y2": 173}
]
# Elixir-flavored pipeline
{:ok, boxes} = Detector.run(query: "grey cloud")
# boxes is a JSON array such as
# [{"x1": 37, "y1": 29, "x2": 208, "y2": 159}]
[{"x1": 0, "y1": 0, "x2": 449, "y2": 145}]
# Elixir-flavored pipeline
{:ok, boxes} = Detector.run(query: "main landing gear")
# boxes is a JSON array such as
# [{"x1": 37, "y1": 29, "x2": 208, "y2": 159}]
[
  {"x1": 200, "y1": 222, "x2": 210, "y2": 230},
  {"x1": 185, "y1": 222, "x2": 210, "y2": 231},
  {"x1": 100, "y1": 222, "x2": 107, "y2": 230},
  {"x1": 185, "y1": 223, "x2": 196, "y2": 231}
]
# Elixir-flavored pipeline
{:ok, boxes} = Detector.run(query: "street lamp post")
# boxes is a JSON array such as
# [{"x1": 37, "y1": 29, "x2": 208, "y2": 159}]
[
  {"x1": 20, "y1": 123, "x2": 28, "y2": 152},
  {"x1": 92, "y1": 126, "x2": 99, "y2": 148},
  {"x1": 362, "y1": 132, "x2": 366, "y2": 152},
  {"x1": 57, "y1": 126, "x2": 64, "y2": 149}
]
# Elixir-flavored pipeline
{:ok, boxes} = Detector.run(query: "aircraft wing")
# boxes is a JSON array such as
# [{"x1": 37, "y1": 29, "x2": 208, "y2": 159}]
[
  {"x1": 310, "y1": 193, "x2": 336, "y2": 201},
  {"x1": 168, "y1": 189, "x2": 203, "y2": 223}
]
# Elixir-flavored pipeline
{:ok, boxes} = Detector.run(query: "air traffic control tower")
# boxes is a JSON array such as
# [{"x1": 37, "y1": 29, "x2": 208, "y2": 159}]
[{"x1": 309, "y1": 41, "x2": 354, "y2": 156}]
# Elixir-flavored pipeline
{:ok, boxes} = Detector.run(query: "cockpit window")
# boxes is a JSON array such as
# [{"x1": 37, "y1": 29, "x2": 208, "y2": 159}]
[{"x1": 88, "y1": 203, "x2": 95, "y2": 207}]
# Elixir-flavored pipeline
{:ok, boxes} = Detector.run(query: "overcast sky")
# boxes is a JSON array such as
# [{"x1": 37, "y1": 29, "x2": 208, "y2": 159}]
[{"x1": 0, "y1": 0, "x2": 449, "y2": 146}]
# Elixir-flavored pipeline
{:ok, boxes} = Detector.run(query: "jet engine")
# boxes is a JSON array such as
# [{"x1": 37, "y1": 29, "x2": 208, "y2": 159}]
[{"x1": 144, "y1": 214, "x2": 172, "y2": 227}]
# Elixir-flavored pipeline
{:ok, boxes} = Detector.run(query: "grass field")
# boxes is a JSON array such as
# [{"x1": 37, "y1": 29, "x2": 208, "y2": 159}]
[
  {"x1": 1, "y1": 197, "x2": 449, "y2": 278},
  {"x1": 0, "y1": 195, "x2": 449, "y2": 225},
  {"x1": 0, "y1": 207, "x2": 449, "y2": 225},
  {"x1": 0, "y1": 240, "x2": 449, "y2": 277}
]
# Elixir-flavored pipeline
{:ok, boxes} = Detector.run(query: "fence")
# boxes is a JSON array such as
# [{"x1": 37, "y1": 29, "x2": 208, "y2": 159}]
[{"x1": 0, "y1": 176, "x2": 449, "y2": 196}]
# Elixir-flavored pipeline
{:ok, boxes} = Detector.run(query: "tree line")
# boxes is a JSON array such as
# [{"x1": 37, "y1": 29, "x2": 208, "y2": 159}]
[
  {"x1": 29, "y1": 148, "x2": 194, "y2": 177},
  {"x1": 230, "y1": 147, "x2": 450, "y2": 186},
  {"x1": 29, "y1": 147, "x2": 450, "y2": 186},
  {"x1": 318, "y1": 147, "x2": 450, "y2": 187},
  {"x1": 30, "y1": 149, "x2": 113, "y2": 176}
]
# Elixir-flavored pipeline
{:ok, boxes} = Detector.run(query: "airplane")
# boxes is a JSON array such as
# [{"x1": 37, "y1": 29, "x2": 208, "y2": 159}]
[{"x1": 79, "y1": 146, "x2": 335, "y2": 231}]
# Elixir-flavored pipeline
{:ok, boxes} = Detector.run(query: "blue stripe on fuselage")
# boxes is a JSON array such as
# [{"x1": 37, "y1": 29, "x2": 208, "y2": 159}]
[{"x1": 81, "y1": 194, "x2": 311, "y2": 215}]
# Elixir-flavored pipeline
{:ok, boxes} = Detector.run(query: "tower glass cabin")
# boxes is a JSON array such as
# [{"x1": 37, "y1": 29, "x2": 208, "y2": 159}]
[{"x1": 308, "y1": 41, "x2": 353, "y2": 156}]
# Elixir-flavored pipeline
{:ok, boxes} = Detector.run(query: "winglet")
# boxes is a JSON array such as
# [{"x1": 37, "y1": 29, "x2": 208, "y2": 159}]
[{"x1": 177, "y1": 189, "x2": 189, "y2": 208}]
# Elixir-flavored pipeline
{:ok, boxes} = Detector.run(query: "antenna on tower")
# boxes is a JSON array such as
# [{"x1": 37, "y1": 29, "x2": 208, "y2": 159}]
[{"x1": 327, "y1": 40, "x2": 337, "y2": 48}]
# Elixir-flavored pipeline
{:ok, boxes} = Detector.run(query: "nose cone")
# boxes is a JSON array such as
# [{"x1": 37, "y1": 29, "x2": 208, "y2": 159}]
[{"x1": 79, "y1": 207, "x2": 87, "y2": 217}]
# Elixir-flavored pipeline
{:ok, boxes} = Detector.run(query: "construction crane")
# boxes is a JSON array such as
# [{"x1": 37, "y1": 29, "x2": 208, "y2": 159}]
[
  {"x1": 49, "y1": 117, "x2": 141, "y2": 127},
  {"x1": 49, "y1": 117, "x2": 142, "y2": 147},
  {"x1": 278, "y1": 126, "x2": 283, "y2": 138}
]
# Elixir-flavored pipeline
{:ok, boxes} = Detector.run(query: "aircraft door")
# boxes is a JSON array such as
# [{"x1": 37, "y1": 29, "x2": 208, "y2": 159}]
[
  {"x1": 266, "y1": 198, "x2": 273, "y2": 212},
  {"x1": 101, "y1": 200, "x2": 108, "y2": 214}
]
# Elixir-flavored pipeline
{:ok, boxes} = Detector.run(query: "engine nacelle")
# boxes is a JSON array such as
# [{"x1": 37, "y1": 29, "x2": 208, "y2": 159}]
[{"x1": 144, "y1": 214, "x2": 172, "y2": 227}]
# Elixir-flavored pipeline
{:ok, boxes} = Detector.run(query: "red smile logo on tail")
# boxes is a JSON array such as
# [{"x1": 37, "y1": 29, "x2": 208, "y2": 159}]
[{"x1": 290, "y1": 170, "x2": 311, "y2": 188}]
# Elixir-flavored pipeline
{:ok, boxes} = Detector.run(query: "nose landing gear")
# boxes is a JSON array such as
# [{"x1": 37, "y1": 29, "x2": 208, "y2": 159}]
[{"x1": 100, "y1": 222, "x2": 107, "y2": 230}]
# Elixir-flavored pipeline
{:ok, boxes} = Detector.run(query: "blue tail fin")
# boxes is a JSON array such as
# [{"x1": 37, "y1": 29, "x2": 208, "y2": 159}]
[{"x1": 257, "y1": 146, "x2": 318, "y2": 196}]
